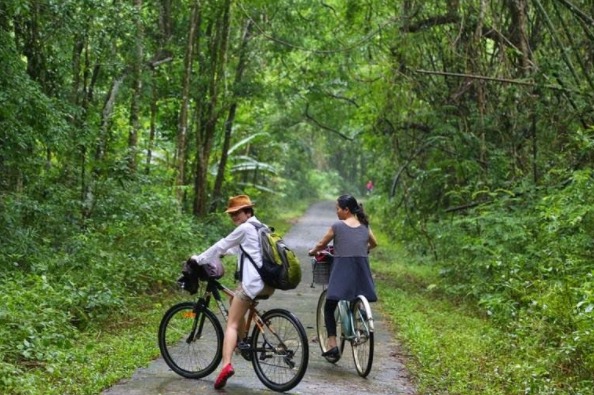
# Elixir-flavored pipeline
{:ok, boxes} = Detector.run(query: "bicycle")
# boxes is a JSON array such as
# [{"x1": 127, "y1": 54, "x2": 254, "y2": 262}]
[
  {"x1": 158, "y1": 274, "x2": 309, "y2": 392},
  {"x1": 311, "y1": 247, "x2": 375, "y2": 377}
]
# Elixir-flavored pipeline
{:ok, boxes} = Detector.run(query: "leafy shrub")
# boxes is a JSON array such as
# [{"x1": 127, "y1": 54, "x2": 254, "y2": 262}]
[
  {"x1": 373, "y1": 169, "x2": 594, "y2": 390},
  {"x1": 428, "y1": 170, "x2": 594, "y2": 388},
  {"x1": 0, "y1": 273, "x2": 79, "y2": 365},
  {"x1": 0, "y1": 177, "x2": 231, "y2": 385}
]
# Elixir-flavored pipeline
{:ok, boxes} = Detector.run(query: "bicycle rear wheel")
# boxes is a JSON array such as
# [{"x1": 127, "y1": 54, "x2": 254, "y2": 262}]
[
  {"x1": 351, "y1": 296, "x2": 374, "y2": 377},
  {"x1": 251, "y1": 309, "x2": 309, "y2": 392},
  {"x1": 158, "y1": 301, "x2": 223, "y2": 379},
  {"x1": 316, "y1": 289, "x2": 344, "y2": 363}
]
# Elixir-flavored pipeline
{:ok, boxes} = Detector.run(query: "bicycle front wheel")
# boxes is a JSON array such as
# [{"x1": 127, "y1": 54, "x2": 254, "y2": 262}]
[
  {"x1": 316, "y1": 289, "x2": 344, "y2": 363},
  {"x1": 351, "y1": 297, "x2": 374, "y2": 377},
  {"x1": 251, "y1": 309, "x2": 309, "y2": 392},
  {"x1": 158, "y1": 301, "x2": 223, "y2": 379}
]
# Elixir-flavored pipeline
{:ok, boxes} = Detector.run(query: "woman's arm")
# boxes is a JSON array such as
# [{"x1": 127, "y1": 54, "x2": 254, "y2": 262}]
[
  {"x1": 308, "y1": 227, "x2": 334, "y2": 256},
  {"x1": 368, "y1": 228, "x2": 378, "y2": 251},
  {"x1": 192, "y1": 224, "x2": 246, "y2": 263}
]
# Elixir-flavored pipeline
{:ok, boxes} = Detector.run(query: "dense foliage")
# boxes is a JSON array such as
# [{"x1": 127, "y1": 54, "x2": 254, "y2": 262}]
[{"x1": 1, "y1": 0, "x2": 594, "y2": 393}]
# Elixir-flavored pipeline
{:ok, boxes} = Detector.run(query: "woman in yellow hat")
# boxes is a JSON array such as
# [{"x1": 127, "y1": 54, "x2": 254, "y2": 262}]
[{"x1": 190, "y1": 194, "x2": 274, "y2": 389}]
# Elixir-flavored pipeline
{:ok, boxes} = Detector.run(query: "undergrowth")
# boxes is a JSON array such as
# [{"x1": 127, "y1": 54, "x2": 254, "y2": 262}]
[
  {"x1": 0, "y1": 185, "x2": 311, "y2": 395},
  {"x1": 372, "y1": 223, "x2": 594, "y2": 395}
]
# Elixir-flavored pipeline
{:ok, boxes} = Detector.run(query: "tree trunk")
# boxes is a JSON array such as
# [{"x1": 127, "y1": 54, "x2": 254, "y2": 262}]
[
  {"x1": 193, "y1": 0, "x2": 231, "y2": 217},
  {"x1": 146, "y1": 70, "x2": 158, "y2": 175},
  {"x1": 128, "y1": 0, "x2": 144, "y2": 174},
  {"x1": 211, "y1": 19, "x2": 253, "y2": 211},
  {"x1": 175, "y1": 0, "x2": 201, "y2": 202},
  {"x1": 508, "y1": 0, "x2": 532, "y2": 75}
]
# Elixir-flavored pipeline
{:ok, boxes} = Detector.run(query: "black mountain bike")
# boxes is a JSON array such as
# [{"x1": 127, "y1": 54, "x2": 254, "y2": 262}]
[{"x1": 158, "y1": 276, "x2": 309, "y2": 392}]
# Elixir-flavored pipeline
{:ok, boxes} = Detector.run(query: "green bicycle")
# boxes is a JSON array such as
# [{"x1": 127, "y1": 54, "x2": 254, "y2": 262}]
[{"x1": 312, "y1": 248, "x2": 374, "y2": 377}]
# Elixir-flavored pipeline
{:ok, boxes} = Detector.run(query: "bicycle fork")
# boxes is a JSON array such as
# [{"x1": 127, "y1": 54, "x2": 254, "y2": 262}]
[
  {"x1": 188, "y1": 297, "x2": 210, "y2": 343},
  {"x1": 338, "y1": 301, "x2": 356, "y2": 340}
]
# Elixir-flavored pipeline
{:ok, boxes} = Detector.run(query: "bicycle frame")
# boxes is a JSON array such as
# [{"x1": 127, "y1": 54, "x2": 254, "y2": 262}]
[
  {"x1": 193, "y1": 278, "x2": 288, "y2": 354},
  {"x1": 159, "y1": 275, "x2": 309, "y2": 391},
  {"x1": 316, "y1": 291, "x2": 375, "y2": 376}
]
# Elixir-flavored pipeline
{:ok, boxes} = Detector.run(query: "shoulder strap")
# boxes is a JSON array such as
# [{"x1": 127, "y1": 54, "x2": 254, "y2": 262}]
[
  {"x1": 239, "y1": 221, "x2": 264, "y2": 275},
  {"x1": 248, "y1": 221, "x2": 264, "y2": 231},
  {"x1": 240, "y1": 244, "x2": 260, "y2": 279}
]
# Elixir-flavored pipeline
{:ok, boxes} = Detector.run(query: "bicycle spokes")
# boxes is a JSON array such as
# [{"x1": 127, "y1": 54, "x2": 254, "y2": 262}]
[
  {"x1": 251, "y1": 309, "x2": 309, "y2": 392},
  {"x1": 256, "y1": 321, "x2": 297, "y2": 368},
  {"x1": 351, "y1": 298, "x2": 374, "y2": 377},
  {"x1": 352, "y1": 307, "x2": 371, "y2": 345}
]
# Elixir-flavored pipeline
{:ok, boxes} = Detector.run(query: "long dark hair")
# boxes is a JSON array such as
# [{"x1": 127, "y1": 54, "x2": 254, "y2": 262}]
[{"x1": 337, "y1": 194, "x2": 370, "y2": 227}]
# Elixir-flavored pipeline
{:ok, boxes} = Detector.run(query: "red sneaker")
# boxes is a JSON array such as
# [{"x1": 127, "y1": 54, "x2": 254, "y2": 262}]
[{"x1": 214, "y1": 363, "x2": 235, "y2": 389}]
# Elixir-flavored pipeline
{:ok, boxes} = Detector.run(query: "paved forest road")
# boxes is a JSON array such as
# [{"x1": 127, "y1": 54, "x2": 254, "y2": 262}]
[{"x1": 102, "y1": 200, "x2": 417, "y2": 395}]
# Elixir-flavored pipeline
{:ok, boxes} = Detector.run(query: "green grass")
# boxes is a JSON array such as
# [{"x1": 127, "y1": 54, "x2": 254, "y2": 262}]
[
  {"x1": 371, "y1": 231, "x2": 592, "y2": 395},
  {"x1": 3, "y1": 289, "x2": 186, "y2": 395}
]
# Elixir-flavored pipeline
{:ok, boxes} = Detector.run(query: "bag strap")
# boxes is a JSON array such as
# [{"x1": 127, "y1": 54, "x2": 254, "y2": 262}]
[
  {"x1": 238, "y1": 221, "x2": 265, "y2": 279},
  {"x1": 240, "y1": 244, "x2": 264, "y2": 285}
]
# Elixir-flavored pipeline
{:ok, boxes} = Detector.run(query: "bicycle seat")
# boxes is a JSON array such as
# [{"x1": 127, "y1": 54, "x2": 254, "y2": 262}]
[{"x1": 255, "y1": 294, "x2": 270, "y2": 300}]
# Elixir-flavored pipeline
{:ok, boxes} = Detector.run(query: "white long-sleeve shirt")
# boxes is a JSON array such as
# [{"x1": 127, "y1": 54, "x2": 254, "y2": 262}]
[{"x1": 192, "y1": 216, "x2": 264, "y2": 299}]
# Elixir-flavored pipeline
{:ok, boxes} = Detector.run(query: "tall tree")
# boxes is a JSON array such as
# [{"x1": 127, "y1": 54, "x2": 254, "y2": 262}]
[
  {"x1": 127, "y1": 0, "x2": 145, "y2": 174},
  {"x1": 175, "y1": 0, "x2": 201, "y2": 202},
  {"x1": 193, "y1": 0, "x2": 232, "y2": 217},
  {"x1": 211, "y1": 19, "x2": 254, "y2": 211}
]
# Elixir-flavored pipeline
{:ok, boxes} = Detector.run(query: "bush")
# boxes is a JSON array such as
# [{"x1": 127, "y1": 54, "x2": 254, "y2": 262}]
[
  {"x1": 427, "y1": 170, "x2": 594, "y2": 389},
  {"x1": 0, "y1": 179, "x2": 230, "y2": 388}
]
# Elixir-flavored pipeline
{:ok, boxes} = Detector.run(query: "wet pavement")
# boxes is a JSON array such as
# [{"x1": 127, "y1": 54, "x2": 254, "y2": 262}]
[{"x1": 102, "y1": 201, "x2": 417, "y2": 395}]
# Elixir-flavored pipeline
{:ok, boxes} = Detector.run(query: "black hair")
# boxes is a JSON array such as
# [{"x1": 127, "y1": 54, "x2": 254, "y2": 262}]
[
  {"x1": 337, "y1": 194, "x2": 370, "y2": 227},
  {"x1": 243, "y1": 207, "x2": 254, "y2": 216}
]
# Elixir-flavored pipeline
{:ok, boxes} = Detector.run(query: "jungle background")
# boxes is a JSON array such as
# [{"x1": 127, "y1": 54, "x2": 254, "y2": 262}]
[{"x1": 1, "y1": 1, "x2": 593, "y2": 394}]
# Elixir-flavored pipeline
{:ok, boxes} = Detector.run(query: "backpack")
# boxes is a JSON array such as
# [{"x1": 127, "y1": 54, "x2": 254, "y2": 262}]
[{"x1": 240, "y1": 222, "x2": 302, "y2": 290}]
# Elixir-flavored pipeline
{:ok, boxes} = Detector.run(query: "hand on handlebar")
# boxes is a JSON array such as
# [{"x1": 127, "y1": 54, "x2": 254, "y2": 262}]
[{"x1": 308, "y1": 246, "x2": 334, "y2": 257}]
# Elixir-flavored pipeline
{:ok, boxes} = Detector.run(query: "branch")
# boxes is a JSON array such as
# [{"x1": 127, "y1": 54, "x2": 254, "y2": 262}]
[
  {"x1": 390, "y1": 138, "x2": 436, "y2": 198},
  {"x1": 147, "y1": 49, "x2": 174, "y2": 69},
  {"x1": 414, "y1": 69, "x2": 590, "y2": 96},
  {"x1": 304, "y1": 104, "x2": 353, "y2": 141},
  {"x1": 325, "y1": 91, "x2": 359, "y2": 107},
  {"x1": 557, "y1": 0, "x2": 594, "y2": 28},
  {"x1": 404, "y1": 14, "x2": 460, "y2": 33}
]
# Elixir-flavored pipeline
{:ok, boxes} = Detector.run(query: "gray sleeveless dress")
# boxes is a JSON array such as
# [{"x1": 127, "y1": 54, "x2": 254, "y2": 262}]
[{"x1": 326, "y1": 221, "x2": 377, "y2": 302}]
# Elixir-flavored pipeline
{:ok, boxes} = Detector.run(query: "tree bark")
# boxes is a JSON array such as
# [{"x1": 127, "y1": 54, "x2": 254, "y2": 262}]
[
  {"x1": 128, "y1": 0, "x2": 144, "y2": 174},
  {"x1": 211, "y1": 19, "x2": 254, "y2": 211},
  {"x1": 175, "y1": 0, "x2": 201, "y2": 202},
  {"x1": 193, "y1": 0, "x2": 231, "y2": 217}
]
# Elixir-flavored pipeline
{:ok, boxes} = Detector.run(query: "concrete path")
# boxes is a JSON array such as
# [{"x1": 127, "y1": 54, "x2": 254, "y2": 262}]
[{"x1": 102, "y1": 200, "x2": 417, "y2": 394}]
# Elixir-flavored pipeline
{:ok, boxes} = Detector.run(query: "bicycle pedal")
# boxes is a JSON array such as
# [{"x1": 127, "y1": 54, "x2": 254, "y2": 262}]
[{"x1": 237, "y1": 341, "x2": 251, "y2": 350}]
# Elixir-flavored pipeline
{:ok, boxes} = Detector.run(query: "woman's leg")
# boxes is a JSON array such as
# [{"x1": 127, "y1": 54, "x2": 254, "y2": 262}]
[
  {"x1": 221, "y1": 292, "x2": 251, "y2": 366},
  {"x1": 324, "y1": 298, "x2": 338, "y2": 349},
  {"x1": 214, "y1": 287, "x2": 252, "y2": 389}
]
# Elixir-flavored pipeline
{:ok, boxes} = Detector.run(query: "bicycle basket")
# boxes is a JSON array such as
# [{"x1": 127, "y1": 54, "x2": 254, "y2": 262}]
[
  {"x1": 312, "y1": 261, "x2": 333, "y2": 284},
  {"x1": 312, "y1": 246, "x2": 334, "y2": 284}
]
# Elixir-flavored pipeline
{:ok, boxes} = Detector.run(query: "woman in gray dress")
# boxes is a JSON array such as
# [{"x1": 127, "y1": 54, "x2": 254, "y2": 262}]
[{"x1": 308, "y1": 194, "x2": 378, "y2": 358}]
